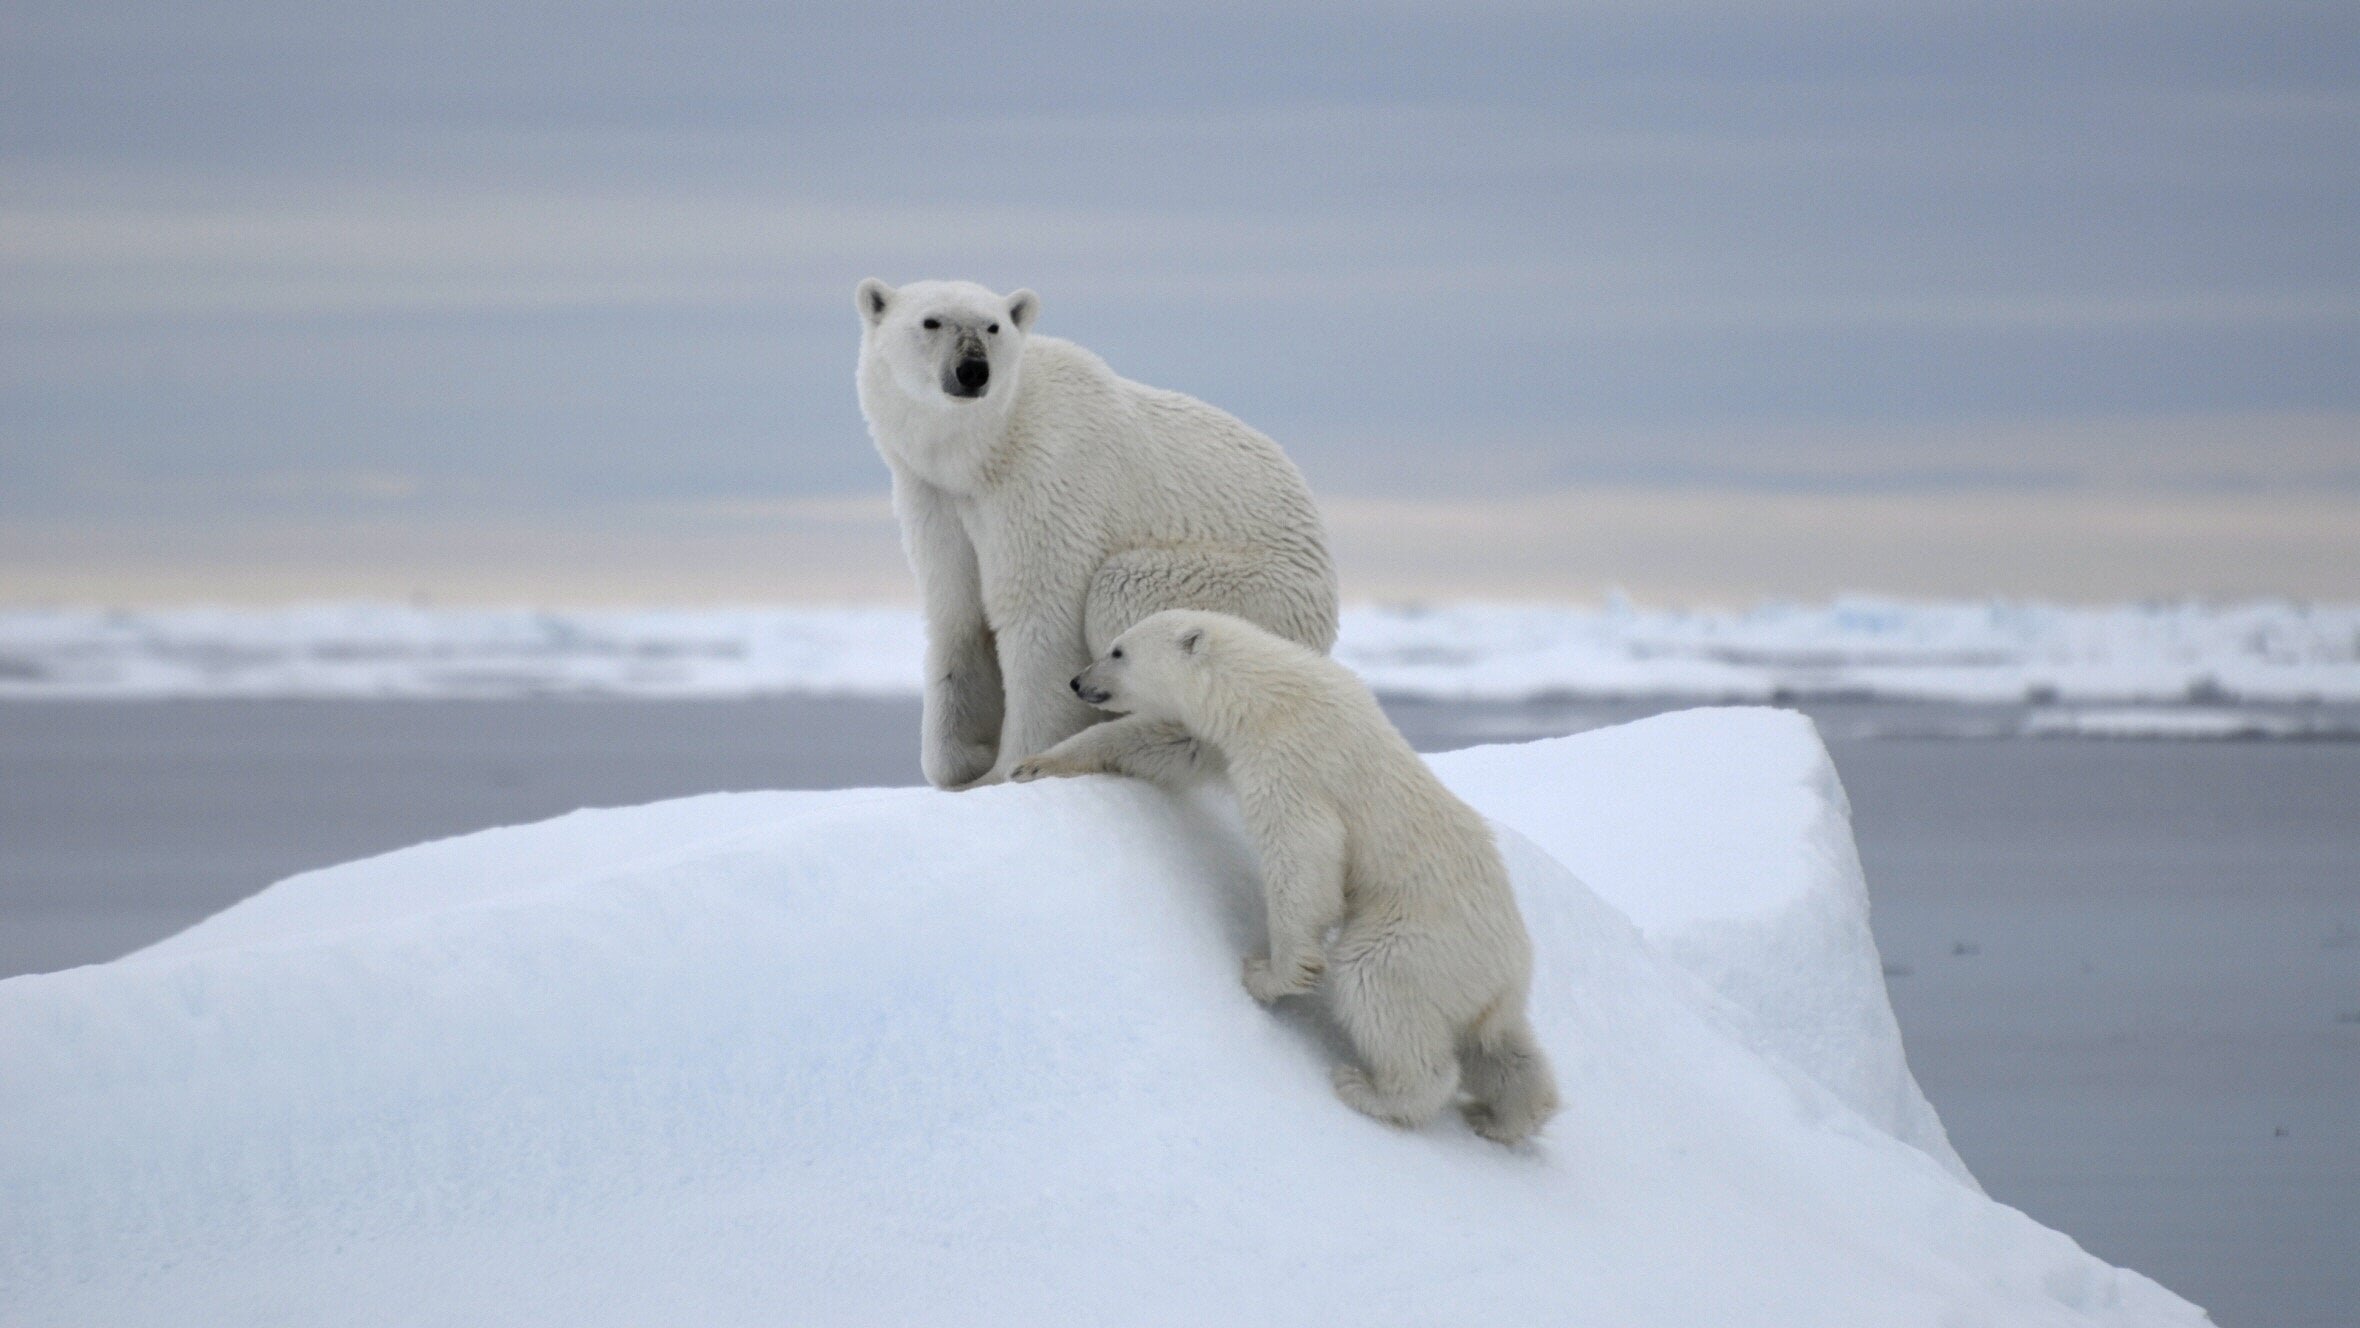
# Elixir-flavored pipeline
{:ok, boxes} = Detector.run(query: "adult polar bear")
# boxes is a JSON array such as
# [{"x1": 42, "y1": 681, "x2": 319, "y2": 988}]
[{"x1": 856, "y1": 278, "x2": 1338, "y2": 788}]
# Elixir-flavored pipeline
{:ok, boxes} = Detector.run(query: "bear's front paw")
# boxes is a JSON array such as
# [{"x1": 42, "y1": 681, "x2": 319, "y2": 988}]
[
  {"x1": 926, "y1": 739, "x2": 999, "y2": 790},
  {"x1": 1008, "y1": 757, "x2": 1058, "y2": 783},
  {"x1": 1242, "y1": 951, "x2": 1323, "y2": 1004}
]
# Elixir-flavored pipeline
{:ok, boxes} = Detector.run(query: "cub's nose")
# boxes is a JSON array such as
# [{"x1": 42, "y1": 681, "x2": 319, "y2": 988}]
[
  {"x1": 955, "y1": 358, "x2": 989, "y2": 392},
  {"x1": 1069, "y1": 674, "x2": 1083, "y2": 694}
]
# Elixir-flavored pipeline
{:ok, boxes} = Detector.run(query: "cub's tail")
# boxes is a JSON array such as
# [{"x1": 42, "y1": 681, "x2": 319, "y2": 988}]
[{"x1": 1459, "y1": 1002, "x2": 1560, "y2": 1145}]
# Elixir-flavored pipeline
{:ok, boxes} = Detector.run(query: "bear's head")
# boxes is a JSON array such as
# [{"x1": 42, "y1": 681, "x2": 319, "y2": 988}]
[
  {"x1": 856, "y1": 278, "x2": 1038, "y2": 408},
  {"x1": 1070, "y1": 609, "x2": 1230, "y2": 723}
]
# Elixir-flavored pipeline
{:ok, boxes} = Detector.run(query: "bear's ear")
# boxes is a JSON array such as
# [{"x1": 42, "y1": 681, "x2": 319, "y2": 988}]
[
  {"x1": 1005, "y1": 288, "x2": 1039, "y2": 333},
  {"x1": 856, "y1": 278, "x2": 895, "y2": 328},
  {"x1": 1176, "y1": 627, "x2": 1205, "y2": 656}
]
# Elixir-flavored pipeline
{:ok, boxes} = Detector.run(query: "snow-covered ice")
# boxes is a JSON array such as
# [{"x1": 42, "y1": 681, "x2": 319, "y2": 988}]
[
  {"x1": 2019, "y1": 706, "x2": 2326, "y2": 740},
  {"x1": 0, "y1": 709, "x2": 2206, "y2": 1325},
  {"x1": 1429, "y1": 709, "x2": 1975, "y2": 1185},
  {"x1": 1, "y1": 597, "x2": 2354, "y2": 706},
  {"x1": 0, "y1": 603, "x2": 929, "y2": 700},
  {"x1": 1338, "y1": 598, "x2": 2360, "y2": 706}
]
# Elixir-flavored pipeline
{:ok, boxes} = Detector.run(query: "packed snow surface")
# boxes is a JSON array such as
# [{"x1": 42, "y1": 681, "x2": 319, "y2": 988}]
[
  {"x1": 2, "y1": 597, "x2": 2354, "y2": 704},
  {"x1": 0, "y1": 709, "x2": 2205, "y2": 1325}
]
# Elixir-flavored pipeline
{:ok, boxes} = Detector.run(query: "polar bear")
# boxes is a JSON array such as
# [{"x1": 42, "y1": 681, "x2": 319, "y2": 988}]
[
  {"x1": 856, "y1": 278, "x2": 1337, "y2": 788},
  {"x1": 1011, "y1": 609, "x2": 1560, "y2": 1144}
]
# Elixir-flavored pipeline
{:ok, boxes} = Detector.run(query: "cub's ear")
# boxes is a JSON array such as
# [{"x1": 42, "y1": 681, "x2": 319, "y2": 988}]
[
  {"x1": 856, "y1": 278, "x2": 895, "y2": 327},
  {"x1": 1177, "y1": 627, "x2": 1205, "y2": 656},
  {"x1": 1005, "y1": 288, "x2": 1039, "y2": 332}
]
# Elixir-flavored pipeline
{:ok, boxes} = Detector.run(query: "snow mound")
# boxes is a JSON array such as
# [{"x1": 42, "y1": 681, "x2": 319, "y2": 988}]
[
  {"x1": 1430, "y1": 708, "x2": 1974, "y2": 1184},
  {"x1": 2, "y1": 596, "x2": 2354, "y2": 705},
  {"x1": 0, "y1": 710, "x2": 2205, "y2": 1326}
]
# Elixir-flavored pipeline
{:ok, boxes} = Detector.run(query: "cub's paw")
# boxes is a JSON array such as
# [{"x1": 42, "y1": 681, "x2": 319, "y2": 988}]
[
  {"x1": 1242, "y1": 951, "x2": 1323, "y2": 1004},
  {"x1": 1331, "y1": 1064, "x2": 1420, "y2": 1128},
  {"x1": 1007, "y1": 757, "x2": 1056, "y2": 783},
  {"x1": 1331, "y1": 1064, "x2": 1376, "y2": 1109}
]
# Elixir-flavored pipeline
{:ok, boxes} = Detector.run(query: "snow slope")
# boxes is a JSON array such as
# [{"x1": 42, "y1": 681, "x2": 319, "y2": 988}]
[
  {"x1": 0, "y1": 710, "x2": 2205, "y2": 1325},
  {"x1": 1429, "y1": 709, "x2": 1975, "y2": 1185},
  {"x1": 2, "y1": 597, "x2": 2353, "y2": 704}
]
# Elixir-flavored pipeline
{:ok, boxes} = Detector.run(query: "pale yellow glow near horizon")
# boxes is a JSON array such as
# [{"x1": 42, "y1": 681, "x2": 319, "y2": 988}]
[{"x1": 2, "y1": 486, "x2": 2354, "y2": 607}]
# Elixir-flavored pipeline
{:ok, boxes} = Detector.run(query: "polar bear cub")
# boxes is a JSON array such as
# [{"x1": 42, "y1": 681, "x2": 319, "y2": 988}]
[
  {"x1": 1012, "y1": 609, "x2": 1560, "y2": 1144},
  {"x1": 856, "y1": 279, "x2": 1337, "y2": 789}
]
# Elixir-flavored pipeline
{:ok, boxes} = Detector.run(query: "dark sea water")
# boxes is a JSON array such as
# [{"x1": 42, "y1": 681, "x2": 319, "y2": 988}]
[{"x1": 3, "y1": 698, "x2": 2355, "y2": 1326}]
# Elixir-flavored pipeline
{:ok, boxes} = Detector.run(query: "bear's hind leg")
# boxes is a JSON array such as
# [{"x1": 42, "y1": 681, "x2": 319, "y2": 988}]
[
  {"x1": 1457, "y1": 1003, "x2": 1560, "y2": 1145},
  {"x1": 1325, "y1": 960, "x2": 1459, "y2": 1129}
]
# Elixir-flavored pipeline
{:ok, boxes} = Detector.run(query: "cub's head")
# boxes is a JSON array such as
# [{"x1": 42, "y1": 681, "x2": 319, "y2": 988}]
[
  {"x1": 1069, "y1": 609, "x2": 1229, "y2": 722},
  {"x1": 855, "y1": 278, "x2": 1038, "y2": 406}
]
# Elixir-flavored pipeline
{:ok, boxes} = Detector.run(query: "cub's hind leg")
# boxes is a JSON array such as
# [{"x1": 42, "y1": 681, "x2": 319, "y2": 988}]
[
  {"x1": 1457, "y1": 1002, "x2": 1559, "y2": 1144},
  {"x1": 1323, "y1": 950, "x2": 1460, "y2": 1129}
]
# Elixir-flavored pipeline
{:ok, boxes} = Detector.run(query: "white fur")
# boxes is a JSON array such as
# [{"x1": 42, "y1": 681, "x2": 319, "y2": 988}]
[
  {"x1": 857, "y1": 279, "x2": 1338, "y2": 788},
  {"x1": 1013, "y1": 610, "x2": 1560, "y2": 1144}
]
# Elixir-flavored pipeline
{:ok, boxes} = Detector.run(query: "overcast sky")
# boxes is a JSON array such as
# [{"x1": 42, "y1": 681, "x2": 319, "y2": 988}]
[{"x1": 3, "y1": 2, "x2": 2355, "y2": 601}]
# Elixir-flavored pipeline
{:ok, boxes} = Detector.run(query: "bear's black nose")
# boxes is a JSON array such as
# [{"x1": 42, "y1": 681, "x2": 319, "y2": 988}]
[
  {"x1": 1069, "y1": 675, "x2": 1083, "y2": 694},
  {"x1": 955, "y1": 358, "x2": 989, "y2": 392}
]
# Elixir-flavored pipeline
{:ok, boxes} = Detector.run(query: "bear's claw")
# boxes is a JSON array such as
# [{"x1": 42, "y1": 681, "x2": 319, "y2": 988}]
[{"x1": 1242, "y1": 952, "x2": 1323, "y2": 1004}]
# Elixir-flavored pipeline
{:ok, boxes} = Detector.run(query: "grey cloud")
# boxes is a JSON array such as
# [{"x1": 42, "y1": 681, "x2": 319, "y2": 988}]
[{"x1": 1, "y1": 0, "x2": 2355, "y2": 562}]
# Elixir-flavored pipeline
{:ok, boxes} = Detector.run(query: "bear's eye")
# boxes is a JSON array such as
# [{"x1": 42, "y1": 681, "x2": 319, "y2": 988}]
[
  {"x1": 922, "y1": 318, "x2": 940, "y2": 330},
  {"x1": 987, "y1": 323, "x2": 999, "y2": 334},
  {"x1": 1111, "y1": 647, "x2": 1123, "y2": 659}
]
